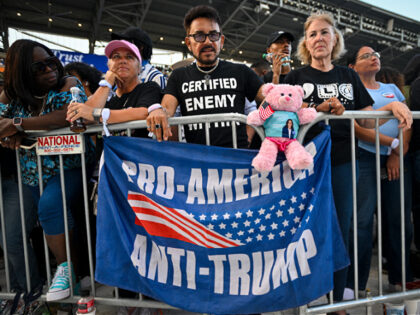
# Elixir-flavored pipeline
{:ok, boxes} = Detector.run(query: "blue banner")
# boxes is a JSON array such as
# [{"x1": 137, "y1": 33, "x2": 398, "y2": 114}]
[
  {"x1": 95, "y1": 128, "x2": 349, "y2": 314},
  {"x1": 52, "y1": 50, "x2": 108, "y2": 73}
]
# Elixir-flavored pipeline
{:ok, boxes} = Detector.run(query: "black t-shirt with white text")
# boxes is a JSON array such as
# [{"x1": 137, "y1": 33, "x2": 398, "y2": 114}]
[
  {"x1": 165, "y1": 60, "x2": 263, "y2": 148},
  {"x1": 284, "y1": 65, "x2": 373, "y2": 166}
]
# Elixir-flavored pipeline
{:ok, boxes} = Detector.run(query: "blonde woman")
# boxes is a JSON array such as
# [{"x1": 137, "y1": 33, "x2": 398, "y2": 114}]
[{"x1": 284, "y1": 12, "x2": 411, "y2": 309}]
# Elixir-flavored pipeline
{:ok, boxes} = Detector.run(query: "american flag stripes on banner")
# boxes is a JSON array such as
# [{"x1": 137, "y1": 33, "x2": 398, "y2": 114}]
[
  {"x1": 95, "y1": 127, "x2": 349, "y2": 314},
  {"x1": 128, "y1": 191, "x2": 242, "y2": 248}
]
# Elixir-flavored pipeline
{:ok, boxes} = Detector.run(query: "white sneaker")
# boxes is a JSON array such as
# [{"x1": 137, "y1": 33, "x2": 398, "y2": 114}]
[{"x1": 46, "y1": 262, "x2": 73, "y2": 301}]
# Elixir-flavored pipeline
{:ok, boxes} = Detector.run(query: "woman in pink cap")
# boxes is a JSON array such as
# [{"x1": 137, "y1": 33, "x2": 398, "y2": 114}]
[
  {"x1": 67, "y1": 39, "x2": 163, "y2": 312},
  {"x1": 66, "y1": 39, "x2": 161, "y2": 136}
]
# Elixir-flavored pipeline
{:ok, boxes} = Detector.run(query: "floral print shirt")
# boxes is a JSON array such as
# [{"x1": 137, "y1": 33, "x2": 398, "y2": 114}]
[{"x1": 0, "y1": 80, "x2": 95, "y2": 186}]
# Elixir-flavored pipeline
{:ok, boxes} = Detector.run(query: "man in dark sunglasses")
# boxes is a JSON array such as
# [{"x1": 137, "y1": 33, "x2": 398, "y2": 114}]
[{"x1": 147, "y1": 5, "x2": 265, "y2": 148}]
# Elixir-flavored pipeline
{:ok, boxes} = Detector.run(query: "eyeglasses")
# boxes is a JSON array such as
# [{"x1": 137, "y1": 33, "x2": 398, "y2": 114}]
[
  {"x1": 358, "y1": 52, "x2": 381, "y2": 60},
  {"x1": 187, "y1": 31, "x2": 222, "y2": 43},
  {"x1": 31, "y1": 56, "x2": 59, "y2": 74}
]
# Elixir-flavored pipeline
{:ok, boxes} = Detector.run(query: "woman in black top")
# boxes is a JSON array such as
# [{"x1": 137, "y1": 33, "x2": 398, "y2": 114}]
[
  {"x1": 284, "y1": 12, "x2": 412, "y2": 308},
  {"x1": 66, "y1": 40, "x2": 162, "y2": 306},
  {"x1": 67, "y1": 40, "x2": 161, "y2": 132}
]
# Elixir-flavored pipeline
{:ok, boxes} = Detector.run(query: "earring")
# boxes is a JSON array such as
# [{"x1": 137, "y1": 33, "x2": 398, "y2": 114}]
[{"x1": 85, "y1": 81, "x2": 89, "y2": 86}]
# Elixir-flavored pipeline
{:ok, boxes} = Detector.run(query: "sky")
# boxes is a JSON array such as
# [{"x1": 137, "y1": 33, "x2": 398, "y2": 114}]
[
  {"x1": 360, "y1": 0, "x2": 419, "y2": 21},
  {"x1": 5, "y1": 0, "x2": 420, "y2": 66}
]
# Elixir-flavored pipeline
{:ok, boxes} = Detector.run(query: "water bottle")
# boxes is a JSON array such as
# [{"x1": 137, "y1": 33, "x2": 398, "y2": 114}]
[
  {"x1": 262, "y1": 53, "x2": 291, "y2": 66},
  {"x1": 76, "y1": 289, "x2": 95, "y2": 314},
  {"x1": 262, "y1": 53, "x2": 273, "y2": 63},
  {"x1": 70, "y1": 87, "x2": 87, "y2": 133}
]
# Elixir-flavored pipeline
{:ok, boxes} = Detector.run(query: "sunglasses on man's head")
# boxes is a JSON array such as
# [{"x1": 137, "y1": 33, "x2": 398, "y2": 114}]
[
  {"x1": 187, "y1": 31, "x2": 221, "y2": 43},
  {"x1": 31, "y1": 56, "x2": 59, "y2": 74}
]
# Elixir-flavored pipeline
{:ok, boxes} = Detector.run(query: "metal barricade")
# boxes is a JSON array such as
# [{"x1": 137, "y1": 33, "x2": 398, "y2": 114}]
[
  {"x1": 0, "y1": 111, "x2": 419, "y2": 314},
  {"x1": 0, "y1": 114, "x2": 263, "y2": 311},
  {"x1": 298, "y1": 110, "x2": 420, "y2": 315}
]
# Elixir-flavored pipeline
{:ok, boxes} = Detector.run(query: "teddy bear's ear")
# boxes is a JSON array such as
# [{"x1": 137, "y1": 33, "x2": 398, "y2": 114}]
[
  {"x1": 295, "y1": 85, "x2": 304, "y2": 98},
  {"x1": 262, "y1": 83, "x2": 275, "y2": 97}
]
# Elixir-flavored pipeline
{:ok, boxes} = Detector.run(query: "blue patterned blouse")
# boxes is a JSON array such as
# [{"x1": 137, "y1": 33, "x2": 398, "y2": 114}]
[{"x1": 0, "y1": 79, "x2": 95, "y2": 186}]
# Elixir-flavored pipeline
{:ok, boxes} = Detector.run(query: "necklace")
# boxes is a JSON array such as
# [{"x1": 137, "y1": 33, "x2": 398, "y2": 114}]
[
  {"x1": 31, "y1": 93, "x2": 48, "y2": 116},
  {"x1": 38, "y1": 96, "x2": 48, "y2": 116},
  {"x1": 195, "y1": 59, "x2": 220, "y2": 86}
]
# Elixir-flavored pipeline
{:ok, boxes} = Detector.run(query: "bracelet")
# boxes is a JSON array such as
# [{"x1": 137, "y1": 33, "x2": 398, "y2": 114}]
[
  {"x1": 99, "y1": 80, "x2": 113, "y2": 89},
  {"x1": 102, "y1": 108, "x2": 110, "y2": 122},
  {"x1": 148, "y1": 103, "x2": 166, "y2": 114},
  {"x1": 390, "y1": 138, "x2": 399, "y2": 149},
  {"x1": 101, "y1": 108, "x2": 111, "y2": 137},
  {"x1": 92, "y1": 108, "x2": 103, "y2": 123}
]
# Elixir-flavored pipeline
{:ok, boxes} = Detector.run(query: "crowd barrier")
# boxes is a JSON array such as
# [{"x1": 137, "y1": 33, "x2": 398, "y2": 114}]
[{"x1": 0, "y1": 111, "x2": 419, "y2": 314}]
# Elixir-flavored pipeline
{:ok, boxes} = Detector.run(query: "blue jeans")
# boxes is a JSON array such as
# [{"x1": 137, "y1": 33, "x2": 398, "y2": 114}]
[
  {"x1": 331, "y1": 162, "x2": 358, "y2": 301},
  {"x1": 347, "y1": 149, "x2": 412, "y2": 290},
  {"x1": 0, "y1": 177, "x2": 41, "y2": 291},
  {"x1": 28, "y1": 168, "x2": 84, "y2": 235}
]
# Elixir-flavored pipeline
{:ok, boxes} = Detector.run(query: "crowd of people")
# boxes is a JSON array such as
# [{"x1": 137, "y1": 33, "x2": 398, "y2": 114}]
[{"x1": 0, "y1": 3, "x2": 418, "y2": 314}]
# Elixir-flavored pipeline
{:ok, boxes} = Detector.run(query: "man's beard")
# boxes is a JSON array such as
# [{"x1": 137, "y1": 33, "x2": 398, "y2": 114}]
[{"x1": 192, "y1": 46, "x2": 220, "y2": 66}]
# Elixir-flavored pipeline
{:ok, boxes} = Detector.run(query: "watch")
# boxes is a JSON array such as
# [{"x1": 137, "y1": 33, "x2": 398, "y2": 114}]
[
  {"x1": 99, "y1": 80, "x2": 113, "y2": 89},
  {"x1": 13, "y1": 117, "x2": 24, "y2": 132},
  {"x1": 92, "y1": 108, "x2": 103, "y2": 123}
]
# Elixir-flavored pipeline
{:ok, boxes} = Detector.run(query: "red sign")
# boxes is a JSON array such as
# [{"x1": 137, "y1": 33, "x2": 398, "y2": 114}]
[{"x1": 36, "y1": 135, "x2": 84, "y2": 155}]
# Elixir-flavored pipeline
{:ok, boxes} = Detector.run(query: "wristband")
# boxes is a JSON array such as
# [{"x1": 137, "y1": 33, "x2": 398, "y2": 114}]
[
  {"x1": 101, "y1": 108, "x2": 111, "y2": 137},
  {"x1": 92, "y1": 108, "x2": 103, "y2": 123},
  {"x1": 99, "y1": 79, "x2": 113, "y2": 89},
  {"x1": 148, "y1": 103, "x2": 166, "y2": 114},
  {"x1": 390, "y1": 138, "x2": 399, "y2": 150}
]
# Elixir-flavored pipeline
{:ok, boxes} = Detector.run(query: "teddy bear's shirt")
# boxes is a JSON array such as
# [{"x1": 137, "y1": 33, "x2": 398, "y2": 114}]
[{"x1": 264, "y1": 111, "x2": 299, "y2": 139}]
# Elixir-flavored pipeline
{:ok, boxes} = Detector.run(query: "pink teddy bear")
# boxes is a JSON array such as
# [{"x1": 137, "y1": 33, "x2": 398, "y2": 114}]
[{"x1": 247, "y1": 83, "x2": 317, "y2": 172}]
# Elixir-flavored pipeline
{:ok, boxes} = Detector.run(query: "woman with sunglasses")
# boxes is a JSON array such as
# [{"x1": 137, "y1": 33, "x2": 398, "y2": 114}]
[
  {"x1": 0, "y1": 39, "x2": 95, "y2": 302},
  {"x1": 347, "y1": 46, "x2": 413, "y2": 293}
]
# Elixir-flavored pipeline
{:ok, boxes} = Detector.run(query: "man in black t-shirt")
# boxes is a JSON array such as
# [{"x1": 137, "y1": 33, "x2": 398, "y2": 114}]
[{"x1": 147, "y1": 5, "x2": 264, "y2": 148}]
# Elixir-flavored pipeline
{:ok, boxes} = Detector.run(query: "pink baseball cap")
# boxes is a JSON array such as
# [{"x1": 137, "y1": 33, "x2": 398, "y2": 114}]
[{"x1": 105, "y1": 40, "x2": 142, "y2": 63}]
